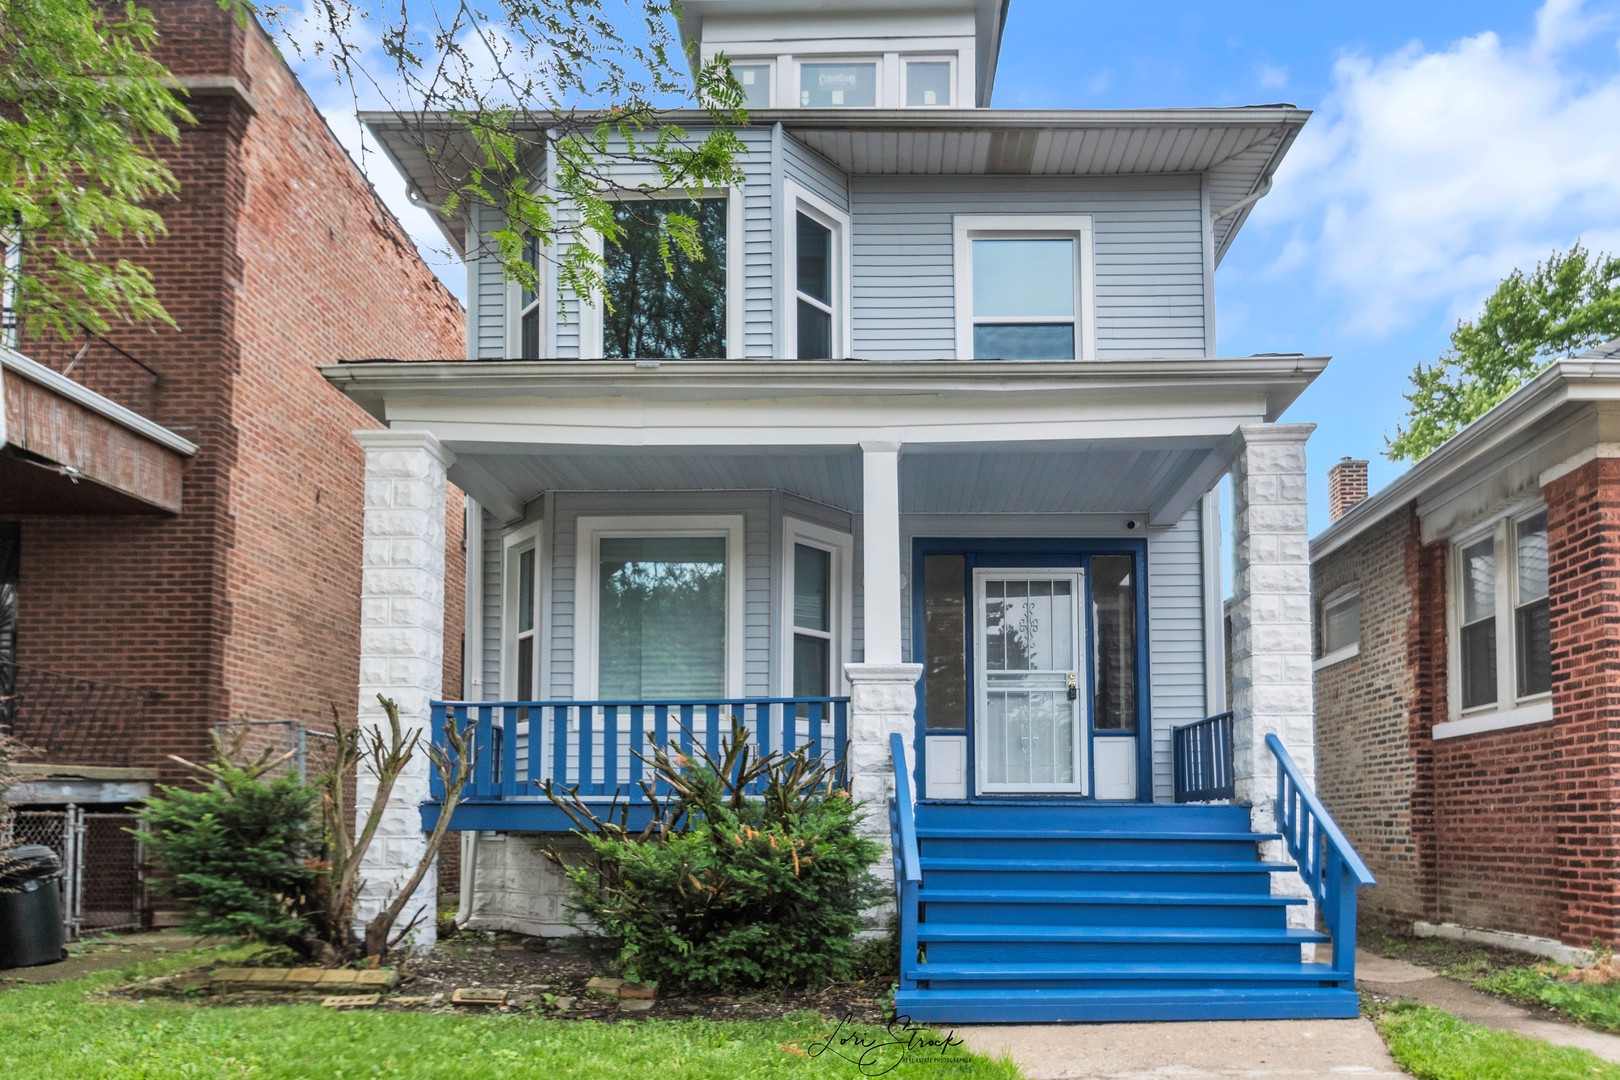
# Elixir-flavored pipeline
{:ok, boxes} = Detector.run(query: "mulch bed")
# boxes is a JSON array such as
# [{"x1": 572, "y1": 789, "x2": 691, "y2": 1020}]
[{"x1": 111, "y1": 930, "x2": 893, "y2": 1024}]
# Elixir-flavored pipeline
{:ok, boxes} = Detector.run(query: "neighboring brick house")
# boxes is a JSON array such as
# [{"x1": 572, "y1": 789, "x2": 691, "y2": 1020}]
[
  {"x1": 0, "y1": 1, "x2": 466, "y2": 927},
  {"x1": 1312, "y1": 341, "x2": 1620, "y2": 953}
]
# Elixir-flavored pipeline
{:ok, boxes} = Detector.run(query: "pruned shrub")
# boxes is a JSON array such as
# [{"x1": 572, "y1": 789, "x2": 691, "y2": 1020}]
[{"x1": 544, "y1": 720, "x2": 884, "y2": 992}]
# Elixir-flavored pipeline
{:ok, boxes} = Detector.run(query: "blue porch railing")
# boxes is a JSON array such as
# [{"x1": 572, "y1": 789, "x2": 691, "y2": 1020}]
[
  {"x1": 888, "y1": 731, "x2": 921, "y2": 994},
  {"x1": 426, "y1": 696, "x2": 849, "y2": 831},
  {"x1": 1173, "y1": 710, "x2": 1234, "y2": 802},
  {"x1": 1268, "y1": 732, "x2": 1377, "y2": 981}
]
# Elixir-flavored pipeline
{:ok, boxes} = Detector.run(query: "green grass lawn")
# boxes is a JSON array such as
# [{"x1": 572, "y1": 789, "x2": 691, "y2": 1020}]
[
  {"x1": 1372, "y1": 1000, "x2": 1620, "y2": 1080},
  {"x1": 1476, "y1": 966, "x2": 1620, "y2": 1034},
  {"x1": 0, "y1": 949, "x2": 1019, "y2": 1080}
]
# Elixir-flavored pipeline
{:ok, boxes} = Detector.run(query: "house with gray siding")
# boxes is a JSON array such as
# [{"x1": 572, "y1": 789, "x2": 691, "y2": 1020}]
[{"x1": 324, "y1": 0, "x2": 1373, "y2": 1024}]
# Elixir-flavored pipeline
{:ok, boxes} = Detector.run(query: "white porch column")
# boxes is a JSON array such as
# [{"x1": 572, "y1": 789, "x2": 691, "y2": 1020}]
[
  {"x1": 861, "y1": 441, "x2": 903, "y2": 665},
  {"x1": 1229, "y1": 422, "x2": 1316, "y2": 826},
  {"x1": 354, "y1": 429, "x2": 454, "y2": 953},
  {"x1": 844, "y1": 662, "x2": 923, "y2": 898}
]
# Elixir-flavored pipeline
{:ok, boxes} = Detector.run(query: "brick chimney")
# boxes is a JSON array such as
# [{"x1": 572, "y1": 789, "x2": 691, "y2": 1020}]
[{"x1": 1328, "y1": 458, "x2": 1369, "y2": 522}]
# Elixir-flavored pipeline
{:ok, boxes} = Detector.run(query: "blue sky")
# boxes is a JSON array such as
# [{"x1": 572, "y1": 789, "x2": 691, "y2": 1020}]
[{"x1": 285, "y1": 1, "x2": 1620, "y2": 535}]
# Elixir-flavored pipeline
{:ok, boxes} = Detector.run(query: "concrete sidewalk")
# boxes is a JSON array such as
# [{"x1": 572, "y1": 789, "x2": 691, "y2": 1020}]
[
  {"x1": 956, "y1": 1019, "x2": 1405, "y2": 1079},
  {"x1": 1357, "y1": 948, "x2": 1620, "y2": 1065},
  {"x1": 0, "y1": 931, "x2": 206, "y2": 987}
]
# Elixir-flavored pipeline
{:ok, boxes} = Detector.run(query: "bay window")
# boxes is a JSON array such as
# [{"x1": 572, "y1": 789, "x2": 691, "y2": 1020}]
[
  {"x1": 593, "y1": 196, "x2": 735, "y2": 359},
  {"x1": 781, "y1": 519, "x2": 851, "y2": 704},
  {"x1": 785, "y1": 182, "x2": 849, "y2": 359}
]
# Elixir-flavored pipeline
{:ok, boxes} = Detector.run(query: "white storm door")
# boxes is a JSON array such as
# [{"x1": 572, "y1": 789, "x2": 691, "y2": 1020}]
[{"x1": 974, "y1": 569, "x2": 1087, "y2": 794}]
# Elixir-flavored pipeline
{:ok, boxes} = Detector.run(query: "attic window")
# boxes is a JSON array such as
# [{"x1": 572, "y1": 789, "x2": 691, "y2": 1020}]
[
  {"x1": 905, "y1": 60, "x2": 953, "y2": 107},
  {"x1": 799, "y1": 60, "x2": 876, "y2": 107},
  {"x1": 732, "y1": 62, "x2": 772, "y2": 109}
]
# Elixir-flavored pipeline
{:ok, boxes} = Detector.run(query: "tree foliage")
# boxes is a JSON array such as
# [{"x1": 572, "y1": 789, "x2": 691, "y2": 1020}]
[
  {"x1": 0, "y1": 0, "x2": 192, "y2": 339},
  {"x1": 270, "y1": 0, "x2": 748, "y2": 310},
  {"x1": 1389, "y1": 243, "x2": 1620, "y2": 461}
]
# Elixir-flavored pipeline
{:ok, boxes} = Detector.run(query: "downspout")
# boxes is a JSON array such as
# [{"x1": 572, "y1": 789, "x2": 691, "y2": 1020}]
[
  {"x1": 1211, "y1": 175, "x2": 1273, "y2": 222},
  {"x1": 457, "y1": 495, "x2": 484, "y2": 928}
]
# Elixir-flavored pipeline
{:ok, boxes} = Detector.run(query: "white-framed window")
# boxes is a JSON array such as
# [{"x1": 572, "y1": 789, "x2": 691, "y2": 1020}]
[
  {"x1": 1315, "y1": 584, "x2": 1361, "y2": 670},
  {"x1": 501, "y1": 523, "x2": 543, "y2": 700},
  {"x1": 729, "y1": 59, "x2": 774, "y2": 109},
  {"x1": 953, "y1": 214, "x2": 1097, "y2": 361},
  {"x1": 797, "y1": 56, "x2": 879, "y2": 107},
  {"x1": 506, "y1": 233, "x2": 544, "y2": 359},
  {"x1": 780, "y1": 518, "x2": 853, "y2": 700},
  {"x1": 783, "y1": 181, "x2": 850, "y2": 360},
  {"x1": 903, "y1": 56, "x2": 955, "y2": 107},
  {"x1": 575, "y1": 515, "x2": 745, "y2": 699},
  {"x1": 1438, "y1": 505, "x2": 1553, "y2": 739},
  {"x1": 577, "y1": 188, "x2": 745, "y2": 359}
]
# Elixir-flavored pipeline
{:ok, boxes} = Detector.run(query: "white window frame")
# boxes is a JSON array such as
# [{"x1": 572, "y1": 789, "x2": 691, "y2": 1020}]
[
  {"x1": 779, "y1": 518, "x2": 854, "y2": 698},
  {"x1": 1438, "y1": 504, "x2": 1554, "y2": 739},
  {"x1": 504, "y1": 233, "x2": 545, "y2": 359},
  {"x1": 901, "y1": 54, "x2": 957, "y2": 108},
  {"x1": 575, "y1": 514, "x2": 746, "y2": 699},
  {"x1": 783, "y1": 181, "x2": 852, "y2": 360},
  {"x1": 952, "y1": 214, "x2": 1097, "y2": 361},
  {"x1": 1314, "y1": 584, "x2": 1361, "y2": 671},
  {"x1": 577, "y1": 186, "x2": 746, "y2": 360},
  {"x1": 501, "y1": 522, "x2": 543, "y2": 701},
  {"x1": 794, "y1": 55, "x2": 882, "y2": 109}
]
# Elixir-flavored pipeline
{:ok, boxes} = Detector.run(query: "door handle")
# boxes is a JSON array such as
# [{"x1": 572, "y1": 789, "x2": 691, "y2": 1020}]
[{"x1": 1067, "y1": 673, "x2": 1079, "y2": 701}]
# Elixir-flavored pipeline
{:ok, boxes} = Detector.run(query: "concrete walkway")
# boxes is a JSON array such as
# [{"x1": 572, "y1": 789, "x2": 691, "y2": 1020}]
[
  {"x1": 956, "y1": 1020, "x2": 1406, "y2": 1079},
  {"x1": 1357, "y1": 948, "x2": 1620, "y2": 1065},
  {"x1": 0, "y1": 931, "x2": 206, "y2": 987}
]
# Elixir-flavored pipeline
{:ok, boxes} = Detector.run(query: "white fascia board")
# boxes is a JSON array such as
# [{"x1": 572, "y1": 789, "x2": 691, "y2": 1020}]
[
  {"x1": 1311, "y1": 359, "x2": 1620, "y2": 560},
  {"x1": 0, "y1": 345, "x2": 198, "y2": 456}
]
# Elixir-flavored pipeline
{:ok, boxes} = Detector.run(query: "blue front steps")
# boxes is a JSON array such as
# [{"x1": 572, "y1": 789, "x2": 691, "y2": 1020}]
[{"x1": 893, "y1": 802, "x2": 1359, "y2": 1023}]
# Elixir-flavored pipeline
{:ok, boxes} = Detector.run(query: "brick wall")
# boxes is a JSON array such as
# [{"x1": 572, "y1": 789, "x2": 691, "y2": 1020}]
[
  {"x1": 8, "y1": 2, "x2": 466, "y2": 787},
  {"x1": 1314, "y1": 506, "x2": 1424, "y2": 923},
  {"x1": 1546, "y1": 457, "x2": 1620, "y2": 945}
]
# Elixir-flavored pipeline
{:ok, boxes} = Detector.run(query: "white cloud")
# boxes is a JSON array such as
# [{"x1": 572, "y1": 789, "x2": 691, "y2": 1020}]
[
  {"x1": 1256, "y1": 63, "x2": 1289, "y2": 90},
  {"x1": 1255, "y1": 0, "x2": 1620, "y2": 335}
]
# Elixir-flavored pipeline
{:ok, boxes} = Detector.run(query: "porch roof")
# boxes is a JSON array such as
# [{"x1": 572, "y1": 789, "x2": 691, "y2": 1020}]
[{"x1": 324, "y1": 355, "x2": 1325, "y2": 526}]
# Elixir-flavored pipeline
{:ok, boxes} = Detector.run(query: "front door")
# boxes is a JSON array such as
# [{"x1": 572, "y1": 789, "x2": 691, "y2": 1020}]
[{"x1": 973, "y1": 569, "x2": 1087, "y2": 794}]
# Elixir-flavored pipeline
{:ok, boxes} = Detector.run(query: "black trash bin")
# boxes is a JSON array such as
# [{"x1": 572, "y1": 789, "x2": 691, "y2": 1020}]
[{"x1": 0, "y1": 844, "x2": 66, "y2": 969}]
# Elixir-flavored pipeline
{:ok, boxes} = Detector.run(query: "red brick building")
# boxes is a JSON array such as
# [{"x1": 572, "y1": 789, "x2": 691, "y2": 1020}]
[
  {"x1": 1312, "y1": 342, "x2": 1620, "y2": 954},
  {"x1": 2, "y1": 1, "x2": 465, "y2": 815}
]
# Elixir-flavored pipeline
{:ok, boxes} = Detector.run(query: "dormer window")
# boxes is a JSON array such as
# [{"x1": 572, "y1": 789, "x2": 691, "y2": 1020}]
[
  {"x1": 732, "y1": 62, "x2": 773, "y2": 109},
  {"x1": 799, "y1": 60, "x2": 877, "y2": 108},
  {"x1": 905, "y1": 59, "x2": 954, "y2": 107}
]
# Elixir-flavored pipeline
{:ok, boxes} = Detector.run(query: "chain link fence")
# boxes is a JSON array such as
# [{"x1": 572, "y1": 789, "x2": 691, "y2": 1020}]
[{"x1": 0, "y1": 806, "x2": 142, "y2": 939}]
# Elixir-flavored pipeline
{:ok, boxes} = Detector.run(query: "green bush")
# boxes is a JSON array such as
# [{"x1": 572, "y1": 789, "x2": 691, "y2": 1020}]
[
  {"x1": 135, "y1": 754, "x2": 322, "y2": 951},
  {"x1": 547, "y1": 724, "x2": 885, "y2": 992}
]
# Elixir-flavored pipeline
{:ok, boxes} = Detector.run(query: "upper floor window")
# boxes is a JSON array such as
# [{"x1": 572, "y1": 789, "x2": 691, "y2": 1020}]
[
  {"x1": 513, "y1": 234, "x2": 542, "y2": 359},
  {"x1": 784, "y1": 182, "x2": 849, "y2": 360},
  {"x1": 904, "y1": 59, "x2": 954, "y2": 107},
  {"x1": 799, "y1": 60, "x2": 877, "y2": 107},
  {"x1": 954, "y1": 215, "x2": 1096, "y2": 361},
  {"x1": 602, "y1": 197, "x2": 729, "y2": 359},
  {"x1": 1315, "y1": 585, "x2": 1361, "y2": 669},
  {"x1": 1442, "y1": 506, "x2": 1552, "y2": 738},
  {"x1": 732, "y1": 62, "x2": 773, "y2": 109}
]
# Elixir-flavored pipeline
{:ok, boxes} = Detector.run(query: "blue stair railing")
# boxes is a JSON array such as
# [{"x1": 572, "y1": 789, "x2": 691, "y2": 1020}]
[
  {"x1": 888, "y1": 731, "x2": 921, "y2": 994},
  {"x1": 1173, "y1": 711, "x2": 1234, "y2": 802},
  {"x1": 1267, "y1": 732, "x2": 1377, "y2": 982}
]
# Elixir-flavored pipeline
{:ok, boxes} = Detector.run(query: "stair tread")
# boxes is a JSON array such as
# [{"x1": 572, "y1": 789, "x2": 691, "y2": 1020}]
[
  {"x1": 917, "y1": 888, "x2": 1307, "y2": 906},
  {"x1": 908, "y1": 961, "x2": 1347, "y2": 980},
  {"x1": 921, "y1": 857, "x2": 1296, "y2": 873},
  {"x1": 915, "y1": 924, "x2": 1330, "y2": 944},
  {"x1": 917, "y1": 829, "x2": 1281, "y2": 842},
  {"x1": 896, "y1": 986, "x2": 1356, "y2": 1001}
]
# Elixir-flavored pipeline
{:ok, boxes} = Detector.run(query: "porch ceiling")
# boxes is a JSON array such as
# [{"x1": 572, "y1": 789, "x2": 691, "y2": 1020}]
[{"x1": 324, "y1": 356, "x2": 1326, "y2": 526}]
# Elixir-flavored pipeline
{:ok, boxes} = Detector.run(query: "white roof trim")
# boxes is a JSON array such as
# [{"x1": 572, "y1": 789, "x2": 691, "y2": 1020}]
[
  {"x1": 1311, "y1": 358, "x2": 1620, "y2": 559},
  {"x1": 0, "y1": 345, "x2": 198, "y2": 456}
]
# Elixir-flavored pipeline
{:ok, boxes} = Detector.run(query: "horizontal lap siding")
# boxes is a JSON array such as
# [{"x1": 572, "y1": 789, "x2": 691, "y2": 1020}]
[
  {"x1": 1148, "y1": 505, "x2": 1208, "y2": 802},
  {"x1": 481, "y1": 506, "x2": 504, "y2": 698},
  {"x1": 849, "y1": 174, "x2": 1208, "y2": 360},
  {"x1": 470, "y1": 203, "x2": 509, "y2": 359},
  {"x1": 783, "y1": 133, "x2": 851, "y2": 212}
]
